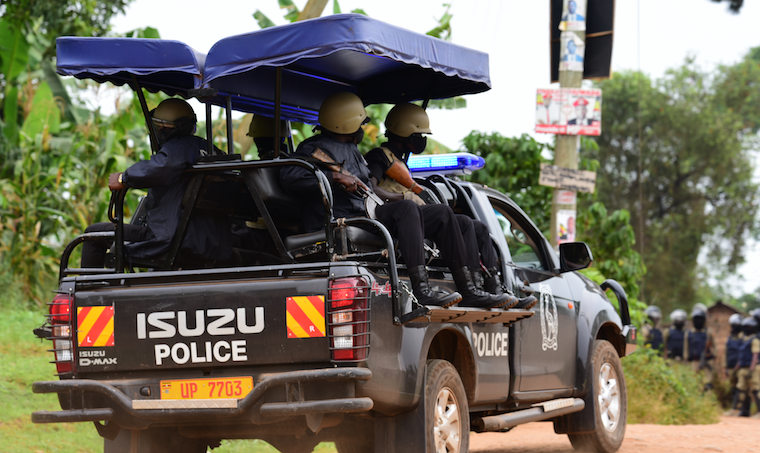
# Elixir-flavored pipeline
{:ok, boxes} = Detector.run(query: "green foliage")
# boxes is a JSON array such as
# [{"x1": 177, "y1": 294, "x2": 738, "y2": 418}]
[
  {"x1": 623, "y1": 347, "x2": 721, "y2": 424},
  {"x1": 577, "y1": 202, "x2": 646, "y2": 301},
  {"x1": 591, "y1": 57, "x2": 760, "y2": 311},
  {"x1": 426, "y1": 3, "x2": 453, "y2": 41},
  {"x1": 462, "y1": 132, "x2": 553, "y2": 232}
]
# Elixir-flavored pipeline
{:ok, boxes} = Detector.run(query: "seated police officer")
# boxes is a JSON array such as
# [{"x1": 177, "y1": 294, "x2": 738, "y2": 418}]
[
  {"x1": 279, "y1": 92, "x2": 511, "y2": 309},
  {"x1": 81, "y1": 98, "x2": 231, "y2": 268},
  {"x1": 247, "y1": 114, "x2": 289, "y2": 160},
  {"x1": 365, "y1": 103, "x2": 527, "y2": 309}
]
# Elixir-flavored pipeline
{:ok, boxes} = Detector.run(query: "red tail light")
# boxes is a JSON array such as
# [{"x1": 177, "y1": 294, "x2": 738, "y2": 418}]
[
  {"x1": 327, "y1": 277, "x2": 370, "y2": 361},
  {"x1": 47, "y1": 293, "x2": 74, "y2": 374}
]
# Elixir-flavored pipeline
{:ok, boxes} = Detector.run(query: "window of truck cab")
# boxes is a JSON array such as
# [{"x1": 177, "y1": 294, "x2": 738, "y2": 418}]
[{"x1": 488, "y1": 199, "x2": 549, "y2": 272}]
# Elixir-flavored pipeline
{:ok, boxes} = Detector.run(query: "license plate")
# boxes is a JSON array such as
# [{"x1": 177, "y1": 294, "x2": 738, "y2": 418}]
[{"x1": 160, "y1": 376, "x2": 253, "y2": 400}]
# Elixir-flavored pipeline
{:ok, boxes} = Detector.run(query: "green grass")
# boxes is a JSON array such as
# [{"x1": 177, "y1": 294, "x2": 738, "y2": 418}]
[
  {"x1": 623, "y1": 346, "x2": 722, "y2": 424},
  {"x1": 0, "y1": 305, "x2": 337, "y2": 452}
]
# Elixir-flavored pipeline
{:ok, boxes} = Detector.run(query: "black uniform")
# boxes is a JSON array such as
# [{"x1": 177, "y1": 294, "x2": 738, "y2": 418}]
[
  {"x1": 82, "y1": 135, "x2": 231, "y2": 267},
  {"x1": 279, "y1": 134, "x2": 468, "y2": 270},
  {"x1": 364, "y1": 143, "x2": 497, "y2": 271}
]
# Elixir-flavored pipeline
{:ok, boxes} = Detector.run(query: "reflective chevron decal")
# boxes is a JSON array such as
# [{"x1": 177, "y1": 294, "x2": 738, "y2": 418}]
[
  {"x1": 77, "y1": 306, "x2": 115, "y2": 347},
  {"x1": 286, "y1": 296, "x2": 326, "y2": 338}
]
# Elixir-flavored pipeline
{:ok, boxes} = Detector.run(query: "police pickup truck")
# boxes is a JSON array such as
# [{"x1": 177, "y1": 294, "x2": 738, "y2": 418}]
[{"x1": 33, "y1": 14, "x2": 636, "y2": 453}]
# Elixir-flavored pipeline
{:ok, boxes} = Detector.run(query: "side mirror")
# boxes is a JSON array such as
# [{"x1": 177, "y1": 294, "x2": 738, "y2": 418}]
[{"x1": 559, "y1": 242, "x2": 593, "y2": 273}]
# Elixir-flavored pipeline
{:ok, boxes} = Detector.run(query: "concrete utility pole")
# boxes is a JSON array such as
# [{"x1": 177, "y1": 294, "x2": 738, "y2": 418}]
[{"x1": 550, "y1": 31, "x2": 585, "y2": 250}]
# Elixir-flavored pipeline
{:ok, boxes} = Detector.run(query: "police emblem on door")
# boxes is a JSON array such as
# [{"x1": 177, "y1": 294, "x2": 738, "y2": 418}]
[{"x1": 539, "y1": 283, "x2": 559, "y2": 351}]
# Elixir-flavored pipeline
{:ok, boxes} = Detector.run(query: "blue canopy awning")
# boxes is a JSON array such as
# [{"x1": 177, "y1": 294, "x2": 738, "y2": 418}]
[
  {"x1": 202, "y1": 14, "x2": 491, "y2": 123},
  {"x1": 56, "y1": 37, "x2": 205, "y2": 97}
]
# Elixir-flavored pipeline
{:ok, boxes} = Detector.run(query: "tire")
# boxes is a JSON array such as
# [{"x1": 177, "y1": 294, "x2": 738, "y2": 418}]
[
  {"x1": 425, "y1": 359, "x2": 469, "y2": 453},
  {"x1": 568, "y1": 339, "x2": 627, "y2": 453}
]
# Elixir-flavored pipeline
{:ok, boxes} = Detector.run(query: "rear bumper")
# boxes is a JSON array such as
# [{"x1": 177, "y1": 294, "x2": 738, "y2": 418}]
[{"x1": 32, "y1": 367, "x2": 373, "y2": 426}]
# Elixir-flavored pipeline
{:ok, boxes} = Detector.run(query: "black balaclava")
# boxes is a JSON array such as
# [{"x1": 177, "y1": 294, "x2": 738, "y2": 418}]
[
  {"x1": 692, "y1": 316, "x2": 706, "y2": 330},
  {"x1": 155, "y1": 117, "x2": 196, "y2": 146},
  {"x1": 407, "y1": 134, "x2": 428, "y2": 154},
  {"x1": 254, "y1": 137, "x2": 288, "y2": 160},
  {"x1": 673, "y1": 319, "x2": 685, "y2": 330},
  {"x1": 731, "y1": 324, "x2": 741, "y2": 336}
]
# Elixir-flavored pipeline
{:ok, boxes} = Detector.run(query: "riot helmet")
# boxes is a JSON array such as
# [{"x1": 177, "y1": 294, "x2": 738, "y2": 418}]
[
  {"x1": 385, "y1": 103, "x2": 431, "y2": 154},
  {"x1": 741, "y1": 316, "x2": 759, "y2": 336},
  {"x1": 318, "y1": 92, "x2": 369, "y2": 137},
  {"x1": 691, "y1": 307, "x2": 707, "y2": 330},
  {"x1": 385, "y1": 103, "x2": 432, "y2": 138},
  {"x1": 670, "y1": 309, "x2": 687, "y2": 329},
  {"x1": 693, "y1": 303, "x2": 708, "y2": 313},
  {"x1": 150, "y1": 98, "x2": 197, "y2": 145},
  {"x1": 644, "y1": 305, "x2": 662, "y2": 325},
  {"x1": 729, "y1": 313, "x2": 743, "y2": 335},
  {"x1": 247, "y1": 115, "x2": 289, "y2": 160},
  {"x1": 752, "y1": 308, "x2": 760, "y2": 325}
]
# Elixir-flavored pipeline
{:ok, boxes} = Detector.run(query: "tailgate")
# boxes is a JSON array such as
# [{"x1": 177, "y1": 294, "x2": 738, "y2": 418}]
[{"x1": 73, "y1": 277, "x2": 331, "y2": 373}]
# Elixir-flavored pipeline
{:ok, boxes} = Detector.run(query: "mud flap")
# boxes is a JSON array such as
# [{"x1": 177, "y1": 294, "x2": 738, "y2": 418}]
[
  {"x1": 553, "y1": 387, "x2": 597, "y2": 434},
  {"x1": 372, "y1": 366, "x2": 428, "y2": 452}
]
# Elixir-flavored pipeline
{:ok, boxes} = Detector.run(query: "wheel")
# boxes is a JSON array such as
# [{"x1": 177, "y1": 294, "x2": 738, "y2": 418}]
[
  {"x1": 568, "y1": 339, "x2": 627, "y2": 453},
  {"x1": 425, "y1": 359, "x2": 469, "y2": 453}
]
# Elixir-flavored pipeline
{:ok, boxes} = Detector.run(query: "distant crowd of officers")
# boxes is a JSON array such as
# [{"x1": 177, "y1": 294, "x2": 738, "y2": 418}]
[{"x1": 641, "y1": 305, "x2": 760, "y2": 418}]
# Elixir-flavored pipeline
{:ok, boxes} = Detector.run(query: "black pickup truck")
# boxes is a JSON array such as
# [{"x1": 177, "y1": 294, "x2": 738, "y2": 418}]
[{"x1": 33, "y1": 14, "x2": 636, "y2": 453}]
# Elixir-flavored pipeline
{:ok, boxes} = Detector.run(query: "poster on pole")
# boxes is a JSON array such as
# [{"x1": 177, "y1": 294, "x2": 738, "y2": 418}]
[
  {"x1": 557, "y1": 209, "x2": 576, "y2": 244},
  {"x1": 559, "y1": 31, "x2": 585, "y2": 72},
  {"x1": 559, "y1": 0, "x2": 587, "y2": 31},
  {"x1": 535, "y1": 88, "x2": 601, "y2": 136}
]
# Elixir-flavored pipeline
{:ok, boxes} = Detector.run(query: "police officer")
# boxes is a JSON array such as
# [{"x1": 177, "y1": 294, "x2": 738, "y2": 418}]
[
  {"x1": 664, "y1": 308, "x2": 687, "y2": 360},
  {"x1": 364, "y1": 103, "x2": 527, "y2": 308},
  {"x1": 735, "y1": 312, "x2": 760, "y2": 417},
  {"x1": 642, "y1": 305, "x2": 664, "y2": 352},
  {"x1": 81, "y1": 98, "x2": 230, "y2": 267},
  {"x1": 684, "y1": 306, "x2": 715, "y2": 390},
  {"x1": 247, "y1": 114, "x2": 289, "y2": 160},
  {"x1": 724, "y1": 313, "x2": 745, "y2": 416},
  {"x1": 279, "y1": 92, "x2": 513, "y2": 309}
]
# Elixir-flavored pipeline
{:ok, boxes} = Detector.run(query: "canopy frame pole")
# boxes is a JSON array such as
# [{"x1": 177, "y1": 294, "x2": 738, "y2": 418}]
[
  {"x1": 274, "y1": 67, "x2": 283, "y2": 156},
  {"x1": 131, "y1": 75, "x2": 159, "y2": 154},
  {"x1": 226, "y1": 96, "x2": 234, "y2": 154},
  {"x1": 206, "y1": 103, "x2": 213, "y2": 154}
]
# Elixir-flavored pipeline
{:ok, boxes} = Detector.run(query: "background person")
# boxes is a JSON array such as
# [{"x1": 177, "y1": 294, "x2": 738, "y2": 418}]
[
  {"x1": 642, "y1": 305, "x2": 664, "y2": 352},
  {"x1": 684, "y1": 305, "x2": 715, "y2": 391},
  {"x1": 736, "y1": 313, "x2": 760, "y2": 417},
  {"x1": 725, "y1": 313, "x2": 745, "y2": 416},
  {"x1": 664, "y1": 308, "x2": 687, "y2": 360}
]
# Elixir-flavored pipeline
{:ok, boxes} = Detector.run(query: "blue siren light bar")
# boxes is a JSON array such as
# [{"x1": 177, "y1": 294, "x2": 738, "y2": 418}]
[{"x1": 407, "y1": 152, "x2": 486, "y2": 177}]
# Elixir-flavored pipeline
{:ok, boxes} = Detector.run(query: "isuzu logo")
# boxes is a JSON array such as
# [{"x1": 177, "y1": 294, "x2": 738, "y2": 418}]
[{"x1": 134, "y1": 307, "x2": 265, "y2": 366}]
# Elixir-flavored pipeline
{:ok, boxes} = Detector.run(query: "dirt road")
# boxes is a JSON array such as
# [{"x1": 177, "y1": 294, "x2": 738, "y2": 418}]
[{"x1": 469, "y1": 416, "x2": 759, "y2": 453}]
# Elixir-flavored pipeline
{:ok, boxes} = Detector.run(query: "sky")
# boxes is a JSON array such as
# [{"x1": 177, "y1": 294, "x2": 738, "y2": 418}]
[{"x1": 110, "y1": 0, "x2": 760, "y2": 296}]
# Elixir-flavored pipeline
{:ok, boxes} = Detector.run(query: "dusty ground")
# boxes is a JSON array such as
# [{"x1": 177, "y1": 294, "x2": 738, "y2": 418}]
[{"x1": 469, "y1": 416, "x2": 760, "y2": 453}]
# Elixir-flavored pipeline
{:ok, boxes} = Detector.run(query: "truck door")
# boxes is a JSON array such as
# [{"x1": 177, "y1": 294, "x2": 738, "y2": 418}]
[{"x1": 488, "y1": 199, "x2": 578, "y2": 393}]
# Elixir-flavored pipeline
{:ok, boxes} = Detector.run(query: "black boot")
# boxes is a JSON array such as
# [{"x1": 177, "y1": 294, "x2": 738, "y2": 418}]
[
  {"x1": 453, "y1": 267, "x2": 512, "y2": 308},
  {"x1": 739, "y1": 391, "x2": 750, "y2": 417},
  {"x1": 408, "y1": 265, "x2": 462, "y2": 308},
  {"x1": 483, "y1": 267, "x2": 505, "y2": 295}
]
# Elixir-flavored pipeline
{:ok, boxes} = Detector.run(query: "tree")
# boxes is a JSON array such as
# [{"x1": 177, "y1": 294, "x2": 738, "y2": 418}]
[{"x1": 589, "y1": 55, "x2": 760, "y2": 312}]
